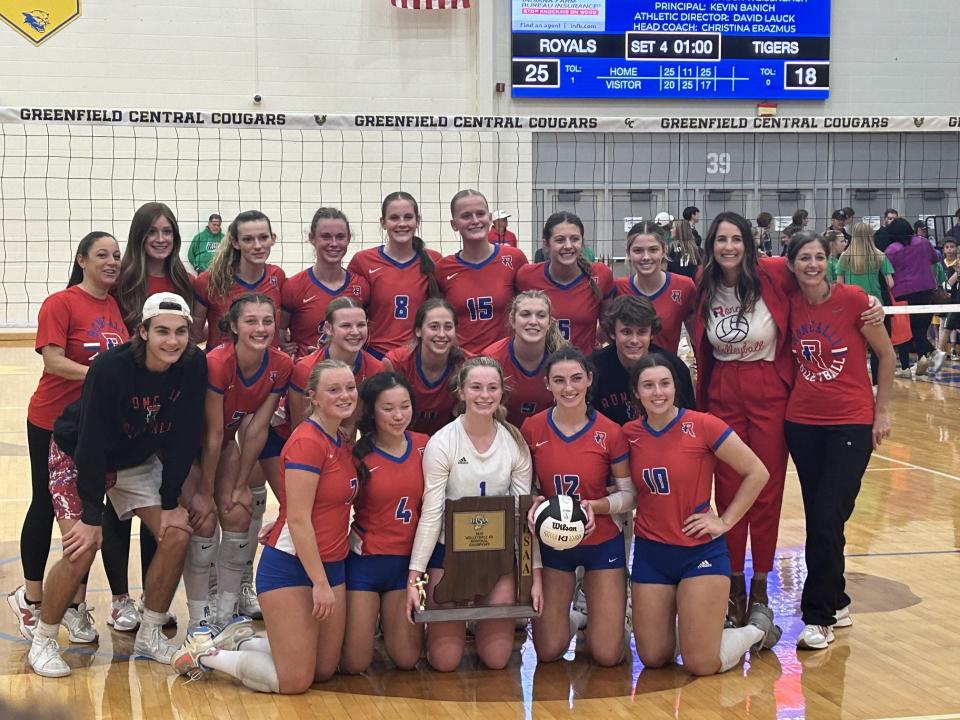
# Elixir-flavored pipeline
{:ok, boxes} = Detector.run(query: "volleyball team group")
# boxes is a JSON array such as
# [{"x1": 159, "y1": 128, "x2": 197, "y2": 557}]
[{"x1": 8, "y1": 189, "x2": 893, "y2": 693}]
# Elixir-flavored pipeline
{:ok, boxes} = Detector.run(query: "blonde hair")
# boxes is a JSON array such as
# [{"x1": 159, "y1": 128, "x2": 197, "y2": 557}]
[
  {"x1": 451, "y1": 356, "x2": 526, "y2": 451},
  {"x1": 839, "y1": 222, "x2": 886, "y2": 276},
  {"x1": 304, "y1": 358, "x2": 354, "y2": 421},
  {"x1": 508, "y1": 290, "x2": 567, "y2": 354}
]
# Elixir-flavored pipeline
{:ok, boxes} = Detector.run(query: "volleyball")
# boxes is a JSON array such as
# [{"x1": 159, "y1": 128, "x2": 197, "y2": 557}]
[
  {"x1": 533, "y1": 495, "x2": 587, "y2": 551},
  {"x1": 716, "y1": 314, "x2": 750, "y2": 344}
]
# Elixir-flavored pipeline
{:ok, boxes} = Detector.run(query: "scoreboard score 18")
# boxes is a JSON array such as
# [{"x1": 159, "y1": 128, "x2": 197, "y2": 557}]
[{"x1": 511, "y1": 1, "x2": 830, "y2": 100}]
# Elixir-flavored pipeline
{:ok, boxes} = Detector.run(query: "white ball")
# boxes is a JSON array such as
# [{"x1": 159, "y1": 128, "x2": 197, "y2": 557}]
[{"x1": 534, "y1": 495, "x2": 587, "y2": 550}]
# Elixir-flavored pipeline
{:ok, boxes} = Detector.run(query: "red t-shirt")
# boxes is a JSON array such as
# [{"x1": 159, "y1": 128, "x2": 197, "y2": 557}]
[
  {"x1": 346, "y1": 246, "x2": 442, "y2": 356},
  {"x1": 786, "y1": 283, "x2": 873, "y2": 425},
  {"x1": 266, "y1": 419, "x2": 358, "y2": 561},
  {"x1": 482, "y1": 338, "x2": 553, "y2": 428},
  {"x1": 436, "y1": 244, "x2": 528, "y2": 354},
  {"x1": 29, "y1": 286, "x2": 129, "y2": 430},
  {"x1": 206, "y1": 344, "x2": 292, "y2": 433},
  {"x1": 516, "y1": 261, "x2": 615, "y2": 354},
  {"x1": 623, "y1": 409, "x2": 732, "y2": 547},
  {"x1": 488, "y1": 228, "x2": 518, "y2": 247},
  {"x1": 614, "y1": 272, "x2": 696, "y2": 355},
  {"x1": 350, "y1": 431, "x2": 429, "y2": 556},
  {"x1": 281, "y1": 267, "x2": 369, "y2": 358},
  {"x1": 384, "y1": 344, "x2": 459, "y2": 435},
  {"x1": 289, "y1": 347, "x2": 385, "y2": 395},
  {"x1": 194, "y1": 265, "x2": 285, "y2": 348},
  {"x1": 521, "y1": 409, "x2": 628, "y2": 546}
]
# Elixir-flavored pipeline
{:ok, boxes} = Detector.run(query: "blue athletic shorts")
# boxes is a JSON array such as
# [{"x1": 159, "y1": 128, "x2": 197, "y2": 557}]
[
  {"x1": 630, "y1": 535, "x2": 730, "y2": 585},
  {"x1": 345, "y1": 552, "x2": 410, "y2": 593},
  {"x1": 427, "y1": 542, "x2": 445, "y2": 570},
  {"x1": 540, "y1": 532, "x2": 626, "y2": 573},
  {"x1": 258, "y1": 426, "x2": 286, "y2": 460},
  {"x1": 255, "y1": 544, "x2": 346, "y2": 594}
]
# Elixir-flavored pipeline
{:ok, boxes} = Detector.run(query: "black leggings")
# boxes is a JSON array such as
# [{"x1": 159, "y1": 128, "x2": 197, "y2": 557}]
[
  {"x1": 22, "y1": 421, "x2": 55, "y2": 583},
  {"x1": 895, "y1": 290, "x2": 934, "y2": 369}
]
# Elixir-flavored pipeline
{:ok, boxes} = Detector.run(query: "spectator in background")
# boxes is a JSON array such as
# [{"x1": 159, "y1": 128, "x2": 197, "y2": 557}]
[
  {"x1": 827, "y1": 210, "x2": 851, "y2": 245},
  {"x1": 780, "y1": 224, "x2": 800, "y2": 256},
  {"x1": 683, "y1": 206, "x2": 702, "y2": 247},
  {"x1": 488, "y1": 210, "x2": 518, "y2": 248},
  {"x1": 654, "y1": 211, "x2": 674, "y2": 231},
  {"x1": 667, "y1": 217, "x2": 701, "y2": 279},
  {"x1": 884, "y1": 217, "x2": 940, "y2": 376},
  {"x1": 187, "y1": 214, "x2": 223, "y2": 273},
  {"x1": 945, "y1": 209, "x2": 960, "y2": 240},
  {"x1": 824, "y1": 230, "x2": 846, "y2": 281},
  {"x1": 936, "y1": 237, "x2": 959, "y2": 362},
  {"x1": 913, "y1": 220, "x2": 931, "y2": 241},
  {"x1": 792, "y1": 209, "x2": 809, "y2": 228},
  {"x1": 842, "y1": 207, "x2": 856, "y2": 227},
  {"x1": 873, "y1": 208, "x2": 899, "y2": 251},
  {"x1": 756, "y1": 212, "x2": 774, "y2": 255}
]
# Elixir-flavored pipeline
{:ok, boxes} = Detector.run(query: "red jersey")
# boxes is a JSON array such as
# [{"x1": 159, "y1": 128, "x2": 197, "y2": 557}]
[
  {"x1": 521, "y1": 409, "x2": 628, "y2": 545},
  {"x1": 350, "y1": 431, "x2": 429, "y2": 555},
  {"x1": 482, "y1": 338, "x2": 553, "y2": 427},
  {"x1": 516, "y1": 261, "x2": 615, "y2": 354},
  {"x1": 145, "y1": 274, "x2": 184, "y2": 296},
  {"x1": 623, "y1": 409, "x2": 732, "y2": 547},
  {"x1": 29, "y1": 286, "x2": 129, "y2": 430},
  {"x1": 488, "y1": 228, "x2": 518, "y2": 247},
  {"x1": 436, "y1": 244, "x2": 528, "y2": 354},
  {"x1": 614, "y1": 272, "x2": 696, "y2": 355},
  {"x1": 384, "y1": 344, "x2": 458, "y2": 435},
  {"x1": 289, "y1": 347, "x2": 385, "y2": 395},
  {"x1": 266, "y1": 419, "x2": 358, "y2": 561},
  {"x1": 347, "y1": 246, "x2": 443, "y2": 356},
  {"x1": 206, "y1": 344, "x2": 293, "y2": 433},
  {"x1": 281, "y1": 267, "x2": 369, "y2": 357},
  {"x1": 787, "y1": 283, "x2": 873, "y2": 425},
  {"x1": 194, "y1": 265, "x2": 285, "y2": 348}
]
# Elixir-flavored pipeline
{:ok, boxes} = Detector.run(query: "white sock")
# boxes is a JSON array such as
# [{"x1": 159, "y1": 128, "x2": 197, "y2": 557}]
[
  {"x1": 718, "y1": 625, "x2": 763, "y2": 673},
  {"x1": 217, "y1": 530, "x2": 248, "y2": 622},
  {"x1": 141, "y1": 608, "x2": 167, "y2": 630},
  {"x1": 184, "y1": 534, "x2": 218, "y2": 625},
  {"x1": 238, "y1": 635, "x2": 271, "y2": 654},
  {"x1": 35, "y1": 620, "x2": 59, "y2": 640},
  {"x1": 202, "y1": 649, "x2": 280, "y2": 693},
  {"x1": 246, "y1": 486, "x2": 267, "y2": 575}
]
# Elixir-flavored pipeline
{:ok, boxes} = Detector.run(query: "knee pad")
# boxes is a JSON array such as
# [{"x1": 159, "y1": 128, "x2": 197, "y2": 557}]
[
  {"x1": 188, "y1": 534, "x2": 219, "y2": 573},
  {"x1": 219, "y1": 531, "x2": 249, "y2": 576}
]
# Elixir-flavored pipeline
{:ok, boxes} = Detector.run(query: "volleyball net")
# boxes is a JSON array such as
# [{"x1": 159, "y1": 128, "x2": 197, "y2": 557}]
[{"x1": 1, "y1": 108, "x2": 960, "y2": 328}]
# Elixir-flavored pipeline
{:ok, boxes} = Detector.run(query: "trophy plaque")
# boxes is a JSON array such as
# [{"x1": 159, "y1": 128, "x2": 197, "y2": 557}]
[{"x1": 414, "y1": 494, "x2": 537, "y2": 623}]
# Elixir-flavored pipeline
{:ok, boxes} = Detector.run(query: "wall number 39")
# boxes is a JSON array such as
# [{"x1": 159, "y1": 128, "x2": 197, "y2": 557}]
[{"x1": 706, "y1": 152, "x2": 731, "y2": 175}]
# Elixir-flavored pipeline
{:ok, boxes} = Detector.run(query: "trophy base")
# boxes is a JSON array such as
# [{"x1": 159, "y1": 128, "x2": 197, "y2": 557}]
[{"x1": 413, "y1": 604, "x2": 539, "y2": 623}]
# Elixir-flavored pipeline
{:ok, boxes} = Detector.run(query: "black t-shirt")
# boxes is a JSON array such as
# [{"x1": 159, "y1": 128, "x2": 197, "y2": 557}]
[{"x1": 587, "y1": 343, "x2": 695, "y2": 426}]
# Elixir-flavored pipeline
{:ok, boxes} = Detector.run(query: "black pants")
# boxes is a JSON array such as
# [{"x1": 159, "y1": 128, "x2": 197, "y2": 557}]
[
  {"x1": 784, "y1": 421, "x2": 873, "y2": 626},
  {"x1": 101, "y1": 501, "x2": 158, "y2": 594},
  {"x1": 895, "y1": 290, "x2": 934, "y2": 369},
  {"x1": 22, "y1": 421, "x2": 55, "y2": 583}
]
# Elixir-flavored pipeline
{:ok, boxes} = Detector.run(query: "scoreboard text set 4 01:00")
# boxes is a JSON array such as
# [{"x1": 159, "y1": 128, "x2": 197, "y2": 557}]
[{"x1": 511, "y1": 0, "x2": 830, "y2": 100}]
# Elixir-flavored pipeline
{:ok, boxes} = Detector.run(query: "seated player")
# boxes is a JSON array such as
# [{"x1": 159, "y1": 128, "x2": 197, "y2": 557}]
[
  {"x1": 623, "y1": 355, "x2": 780, "y2": 676},
  {"x1": 340, "y1": 372, "x2": 427, "y2": 673}
]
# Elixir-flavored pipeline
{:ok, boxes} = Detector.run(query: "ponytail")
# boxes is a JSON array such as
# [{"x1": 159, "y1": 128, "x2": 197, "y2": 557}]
[
  {"x1": 575, "y1": 254, "x2": 601, "y2": 301},
  {"x1": 412, "y1": 235, "x2": 441, "y2": 298}
]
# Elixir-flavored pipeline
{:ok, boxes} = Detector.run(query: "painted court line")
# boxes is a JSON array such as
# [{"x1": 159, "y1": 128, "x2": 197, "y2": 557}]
[
  {"x1": 868, "y1": 715, "x2": 960, "y2": 720},
  {"x1": 872, "y1": 452, "x2": 960, "y2": 483}
]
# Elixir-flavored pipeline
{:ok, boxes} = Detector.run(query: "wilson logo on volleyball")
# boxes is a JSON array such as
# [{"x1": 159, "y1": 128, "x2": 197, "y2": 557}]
[{"x1": 0, "y1": 1, "x2": 80, "y2": 44}]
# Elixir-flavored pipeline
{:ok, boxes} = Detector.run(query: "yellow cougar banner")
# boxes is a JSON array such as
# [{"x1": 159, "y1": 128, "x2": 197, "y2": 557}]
[{"x1": 0, "y1": 1, "x2": 80, "y2": 45}]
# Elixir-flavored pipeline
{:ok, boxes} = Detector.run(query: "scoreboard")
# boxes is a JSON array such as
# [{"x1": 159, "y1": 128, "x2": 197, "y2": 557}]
[{"x1": 511, "y1": 1, "x2": 830, "y2": 100}]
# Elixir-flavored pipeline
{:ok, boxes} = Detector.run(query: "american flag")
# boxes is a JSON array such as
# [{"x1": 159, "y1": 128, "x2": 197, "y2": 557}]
[{"x1": 390, "y1": 0, "x2": 470, "y2": 7}]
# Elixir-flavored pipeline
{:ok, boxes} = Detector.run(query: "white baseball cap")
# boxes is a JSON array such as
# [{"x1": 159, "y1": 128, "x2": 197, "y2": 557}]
[
  {"x1": 654, "y1": 211, "x2": 674, "y2": 227},
  {"x1": 142, "y1": 292, "x2": 193, "y2": 323},
  {"x1": 492, "y1": 210, "x2": 511, "y2": 221}
]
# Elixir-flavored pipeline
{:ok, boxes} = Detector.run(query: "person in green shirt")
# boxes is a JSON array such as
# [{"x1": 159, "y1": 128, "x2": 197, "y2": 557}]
[
  {"x1": 825, "y1": 229, "x2": 846, "y2": 282},
  {"x1": 187, "y1": 214, "x2": 223, "y2": 272}
]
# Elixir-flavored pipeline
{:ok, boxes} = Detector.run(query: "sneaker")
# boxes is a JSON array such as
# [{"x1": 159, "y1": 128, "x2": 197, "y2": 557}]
[
  {"x1": 61, "y1": 603, "x2": 98, "y2": 643},
  {"x1": 133, "y1": 623, "x2": 180, "y2": 664},
  {"x1": 796, "y1": 624, "x2": 835, "y2": 650},
  {"x1": 138, "y1": 598, "x2": 177, "y2": 628},
  {"x1": 238, "y1": 583, "x2": 262, "y2": 620},
  {"x1": 834, "y1": 606, "x2": 853, "y2": 628},
  {"x1": 930, "y1": 349, "x2": 947, "y2": 374},
  {"x1": 746, "y1": 603, "x2": 782, "y2": 652},
  {"x1": 172, "y1": 616, "x2": 255, "y2": 681},
  {"x1": 7, "y1": 586, "x2": 39, "y2": 641},
  {"x1": 28, "y1": 635, "x2": 71, "y2": 678},
  {"x1": 894, "y1": 367, "x2": 913, "y2": 378},
  {"x1": 916, "y1": 355, "x2": 930, "y2": 376},
  {"x1": 107, "y1": 595, "x2": 140, "y2": 632}
]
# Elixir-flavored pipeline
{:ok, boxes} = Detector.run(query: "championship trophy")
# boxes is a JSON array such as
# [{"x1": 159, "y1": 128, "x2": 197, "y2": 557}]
[{"x1": 413, "y1": 495, "x2": 537, "y2": 622}]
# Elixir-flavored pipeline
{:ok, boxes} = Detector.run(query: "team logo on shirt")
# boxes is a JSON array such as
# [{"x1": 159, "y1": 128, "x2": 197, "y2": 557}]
[
  {"x1": 671, "y1": 289, "x2": 682, "y2": 304},
  {"x1": 269, "y1": 276, "x2": 278, "y2": 287},
  {"x1": 418, "y1": 447, "x2": 426, "y2": 457},
  {"x1": 352, "y1": 285, "x2": 362, "y2": 296},
  {"x1": 681, "y1": 422, "x2": 696, "y2": 438},
  {"x1": 593, "y1": 430, "x2": 607, "y2": 449},
  {"x1": 796, "y1": 334, "x2": 847, "y2": 382},
  {"x1": 269, "y1": 370, "x2": 278, "y2": 383},
  {"x1": 501, "y1": 255, "x2": 514, "y2": 269},
  {"x1": 144, "y1": 401, "x2": 162, "y2": 426}
]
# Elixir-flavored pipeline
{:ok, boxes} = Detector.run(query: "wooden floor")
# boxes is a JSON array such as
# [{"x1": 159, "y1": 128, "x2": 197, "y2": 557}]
[{"x1": 1, "y1": 346, "x2": 959, "y2": 720}]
